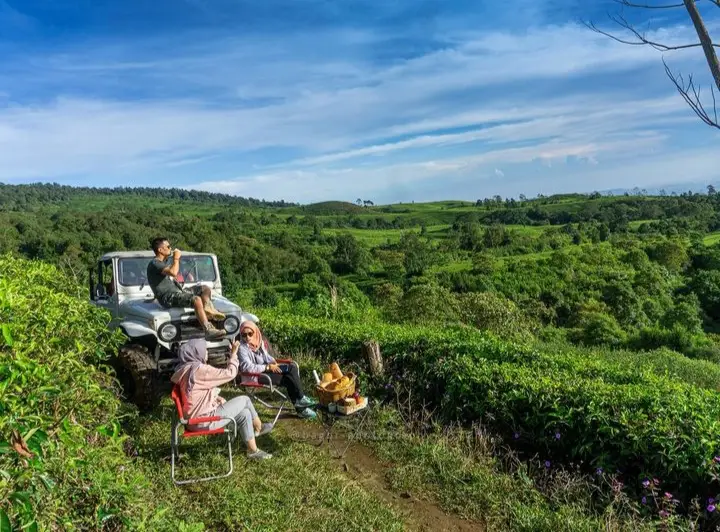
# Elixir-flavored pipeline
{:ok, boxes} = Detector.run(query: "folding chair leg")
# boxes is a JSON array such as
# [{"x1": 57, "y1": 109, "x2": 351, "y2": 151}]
[
  {"x1": 171, "y1": 420, "x2": 236, "y2": 486},
  {"x1": 271, "y1": 398, "x2": 287, "y2": 425},
  {"x1": 252, "y1": 391, "x2": 289, "y2": 424}
]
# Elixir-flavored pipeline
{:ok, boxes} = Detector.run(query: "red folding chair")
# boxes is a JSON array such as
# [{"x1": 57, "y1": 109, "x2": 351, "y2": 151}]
[
  {"x1": 236, "y1": 358, "x2": 298, "y2": 425},
  {"x1": 170, "y1": 384, "x2": 237, "y2": 485}
]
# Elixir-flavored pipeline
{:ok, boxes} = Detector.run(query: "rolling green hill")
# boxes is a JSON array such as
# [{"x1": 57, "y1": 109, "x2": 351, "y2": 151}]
[{"x1": 3, "y1": 183, "x2": 720, "y2": 529}]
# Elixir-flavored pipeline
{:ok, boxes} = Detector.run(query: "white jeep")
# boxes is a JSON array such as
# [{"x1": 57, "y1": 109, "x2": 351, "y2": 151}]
[{"x1": 89, "y1": 250, "x2": 257, "y2": 411}]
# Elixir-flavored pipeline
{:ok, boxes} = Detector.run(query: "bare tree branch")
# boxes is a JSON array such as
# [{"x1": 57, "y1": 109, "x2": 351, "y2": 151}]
[
  {"x1": 584, "y1": 15, "x2": 719, "y2": 51},
  {"x1": 613, "y1": 0, "x2": 684, "y2": 8},
  {"x1": 663, "y1": 57, "x2": 720, "y2": 128},
  {"x1": 613, "y1": 0, "x2": 720, "y2": 7},
  {"x1": 587, "y1": 0, "x2": 720, "y2": 131}
]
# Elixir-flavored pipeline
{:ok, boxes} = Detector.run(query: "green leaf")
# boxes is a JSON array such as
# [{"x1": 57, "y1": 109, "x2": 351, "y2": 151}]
[
  {"x1": 38, "y1": 474, "x2": 55, "y2": 491},
  {"x1": 0, "y1": 509, "x2": 10, "y2": 532},
  {"x1": 1, "y1": 325, "x2": 13, "y2": 347}
]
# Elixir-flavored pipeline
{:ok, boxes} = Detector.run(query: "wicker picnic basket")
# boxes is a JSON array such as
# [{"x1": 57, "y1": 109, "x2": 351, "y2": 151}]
[{"x1": 316, "y1": 372, "x2": 356, "y2": 406}]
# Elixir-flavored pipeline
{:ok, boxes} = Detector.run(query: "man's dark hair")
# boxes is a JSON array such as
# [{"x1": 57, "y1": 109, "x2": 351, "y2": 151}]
[{"x1": 151, "y1": 237, "x2": 169, "y2": 254}]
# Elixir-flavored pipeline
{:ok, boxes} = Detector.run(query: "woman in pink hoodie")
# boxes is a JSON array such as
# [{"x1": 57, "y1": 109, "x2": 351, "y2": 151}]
[{"x1": 171, "y1": 337, "x2": 273, "y2": 460}]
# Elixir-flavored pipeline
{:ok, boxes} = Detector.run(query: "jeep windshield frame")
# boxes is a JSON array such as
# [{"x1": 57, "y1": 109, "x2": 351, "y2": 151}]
[{"x1": 117, "y1": 255, "x2": 217, "y2": 287}]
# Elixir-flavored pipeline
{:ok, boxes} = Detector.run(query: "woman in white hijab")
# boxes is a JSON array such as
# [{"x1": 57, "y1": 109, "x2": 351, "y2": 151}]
[{"x1": 171, "y1": 337, "x2": 274, "y2": 460}]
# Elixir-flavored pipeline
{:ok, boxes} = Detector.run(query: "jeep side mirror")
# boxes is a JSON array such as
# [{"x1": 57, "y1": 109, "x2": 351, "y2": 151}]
[{"x1": 95, "y1": 283, "x2": 108, "y2": 299}]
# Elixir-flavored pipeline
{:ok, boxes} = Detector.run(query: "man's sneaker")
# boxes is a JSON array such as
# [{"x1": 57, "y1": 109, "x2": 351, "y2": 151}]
[
  {"x1": 297, "y1": 407, "x2": 317, "y2": 420},
  {"x1": 204, "y1": 299, "x2": 226, "y2": 321},
  {"x1": 204, "y1": 324, "x2": 226, "y2": 341},
  {"x1": 255, "y1": 422, "x2": 274, "y2": 437},
  {"x1": 247, "y1": 449, "x2": 272, "y2": 460},
  {"x1": 295, "y1": 396, "x2": 318, "y2": 408}
]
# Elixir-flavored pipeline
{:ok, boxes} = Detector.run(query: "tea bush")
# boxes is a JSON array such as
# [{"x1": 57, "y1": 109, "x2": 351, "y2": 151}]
[
  {"x1": 443, "y1": 358, "x2": 720, "y2": 495},
  {"x1": 0, "y1": 255, "x2": 148, "y2": 529},
  {"x1": 261, "y1": 311, "x2": 720, "y2": 498},
  {"x1": 261, "y1": 311, "x2": 720, "y2": 391}
]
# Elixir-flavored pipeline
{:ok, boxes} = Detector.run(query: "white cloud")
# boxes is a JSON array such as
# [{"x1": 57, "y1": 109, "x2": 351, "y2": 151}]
[
  {"x1": 494, "y1": 168, "x2": 505, "y2": 177},
  {"x1": 0, "y1": 19, "x2": 715, "y2": 201},
  {"x1": 191, "y1": 133, "x2": 680, "y2": 203}
]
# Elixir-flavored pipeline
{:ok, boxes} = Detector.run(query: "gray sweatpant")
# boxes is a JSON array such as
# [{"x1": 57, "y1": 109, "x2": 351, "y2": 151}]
[{"x1": 208, "y1": 396, "x2": 258, "y2": 442}]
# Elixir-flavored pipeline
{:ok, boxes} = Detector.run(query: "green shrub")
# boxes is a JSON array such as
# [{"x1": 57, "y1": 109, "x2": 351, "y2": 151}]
[
  {"x1": 569, "y1": 311, "x2": 627, "y2": 347},
  {"x1": 392, "y1": 282, "x2": 460, "y2": 324},
  {"x1": 0, "y1": 254, "x2": 149, "y2": 529},
  {"x1": 253, "y1": 285, "x2": 279, "y2": 307},
  {"x1": 456, "y1": 291, "x2": 538, "y2": 341}
]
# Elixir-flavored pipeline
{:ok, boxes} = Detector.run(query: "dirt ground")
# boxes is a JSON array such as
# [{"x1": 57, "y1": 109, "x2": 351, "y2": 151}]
[{"x1": 280, "y1": 415, "x2": 484, "y2": 531}]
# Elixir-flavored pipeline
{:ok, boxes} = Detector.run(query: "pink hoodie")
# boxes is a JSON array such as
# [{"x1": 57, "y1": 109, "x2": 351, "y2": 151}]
[{"x1": 171, "y1": 353, "x2": 239, "y2": 427}]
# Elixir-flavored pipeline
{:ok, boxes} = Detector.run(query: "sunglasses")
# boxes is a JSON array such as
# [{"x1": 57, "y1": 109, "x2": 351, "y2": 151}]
[{"x1": 240, "y1": 331, "x2": 254, "y2": 338}]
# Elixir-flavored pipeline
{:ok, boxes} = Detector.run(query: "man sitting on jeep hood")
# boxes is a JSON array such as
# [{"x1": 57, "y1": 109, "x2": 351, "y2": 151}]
[{"x1": 147, "y1": 237, "x2": 226, "y2": 341}]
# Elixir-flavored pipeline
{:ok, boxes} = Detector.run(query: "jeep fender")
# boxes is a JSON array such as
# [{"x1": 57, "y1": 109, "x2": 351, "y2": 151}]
[{"x1": 120, "y1": 321, "x2": 156, "y2": 339}]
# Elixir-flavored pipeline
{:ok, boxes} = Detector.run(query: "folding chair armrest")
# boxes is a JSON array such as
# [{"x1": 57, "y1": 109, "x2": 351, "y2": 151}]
[
  {"x1": 185, "y1": 416, "x2": 237, "y2": 437},
  {"x1": 256, "y1": 372, "x2": 274, "y2": 389},
  {"x1": 188, "y1": 415, "x2": 222, "y2": 424},
  {"x1": 239, "y1": 372, "x2": 274, "y2": 392}
]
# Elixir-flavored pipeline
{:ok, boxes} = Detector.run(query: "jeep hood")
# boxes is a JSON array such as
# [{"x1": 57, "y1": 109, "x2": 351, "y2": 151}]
[{"x1": 119, "y1": 294, "x2": 244, "y2": 322}]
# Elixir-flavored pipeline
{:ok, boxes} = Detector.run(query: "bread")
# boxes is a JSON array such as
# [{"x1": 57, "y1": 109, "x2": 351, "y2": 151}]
[{"x1": 329, "y1": 362, "x2": 343, "y2": 380}]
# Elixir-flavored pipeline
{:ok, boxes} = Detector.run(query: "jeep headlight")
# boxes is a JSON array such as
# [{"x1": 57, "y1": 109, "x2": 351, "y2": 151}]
[
  {"x1": 159, "y1": 323, "x2": 178, "y2": 342},
  {"x1": 223, "y1": 316, "x2": 240, "y2": 335}
]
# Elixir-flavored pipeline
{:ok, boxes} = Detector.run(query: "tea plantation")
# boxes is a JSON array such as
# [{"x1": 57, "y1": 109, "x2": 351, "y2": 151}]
[
  {"x1": 261, "y1": 312, "x2": 720, "y2": 499},
  {"x1": 4, "y1": 184, "x2": 720, "y2": 529}
]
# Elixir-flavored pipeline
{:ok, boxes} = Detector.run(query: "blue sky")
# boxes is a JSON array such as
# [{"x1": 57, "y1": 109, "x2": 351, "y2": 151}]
[{"x1": 0, "y1": 0, "x2": 718, "y2": 204}]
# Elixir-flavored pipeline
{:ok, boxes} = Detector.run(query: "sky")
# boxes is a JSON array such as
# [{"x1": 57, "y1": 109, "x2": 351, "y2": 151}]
[{"x1": 0, "y1": 0, "x2": 719, "y2": 204}]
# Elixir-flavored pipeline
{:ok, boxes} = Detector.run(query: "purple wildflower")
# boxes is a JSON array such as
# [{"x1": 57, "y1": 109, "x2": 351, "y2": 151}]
[
  {"x1": 513, "y1": 432, "x2": 520, "y2": 440},
  {"x1": 709, "y1": 498, "x2": 716, "y2": 504},
  {"x1": 714, "y1": 456, "x2": 720, "y2": 464},
  {"x1": 641, "y1": 496, "x2": 647, "y2": 505},
  {"x1": 709, "y1": 504, "x2": 717, "y2": 513},
  {"x1": 664, "y1": 492, "x2": 673, "y2": 500},
  {"x1": 659, "y1": 510, "x2": 670, "y2": 519},
  {"x1": 653, "y1": 478, "x2": 661, "y2": 486},
  {"x1": 554, "y1": 432, "x2": 561, "y2": 440},
  {"x1": 544, "y1": 460, "x2": 551, "y2": 468},
  {"x1": 595, "y1": 467, "x2": 603, "y2": 475},
  {"x1": 642, "y1": 479, "x2": 650, "y2": 488}
]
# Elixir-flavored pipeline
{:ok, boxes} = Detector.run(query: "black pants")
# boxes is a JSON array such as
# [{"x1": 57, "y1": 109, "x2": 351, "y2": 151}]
[{"x1": 264, "y1": 364, "x2": 304, "y2": 405}]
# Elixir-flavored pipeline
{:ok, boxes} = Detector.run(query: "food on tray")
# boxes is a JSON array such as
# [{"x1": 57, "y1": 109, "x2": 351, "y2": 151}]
[{"x1": 316, "y1": 362, "x2": 360, "y2": 411}]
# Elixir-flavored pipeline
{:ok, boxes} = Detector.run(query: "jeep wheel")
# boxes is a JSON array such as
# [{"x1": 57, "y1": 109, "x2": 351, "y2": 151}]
[{"x1": 117, "y1": 344, "x2": 160, "y2": 412}]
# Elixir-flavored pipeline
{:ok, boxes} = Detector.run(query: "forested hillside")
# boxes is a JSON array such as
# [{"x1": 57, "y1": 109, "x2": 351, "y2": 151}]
[{"x1": 4, "y1": 182, "x2": 720, "y2": 361}]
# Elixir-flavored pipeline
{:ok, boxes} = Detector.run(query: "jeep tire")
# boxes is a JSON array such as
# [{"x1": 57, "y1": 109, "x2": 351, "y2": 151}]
[{"x1": 117, "y1": 343, "x2": 160, "y2": 412}]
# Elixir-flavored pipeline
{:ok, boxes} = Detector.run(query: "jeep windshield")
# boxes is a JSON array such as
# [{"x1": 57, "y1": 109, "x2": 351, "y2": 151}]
[{"x1": 118, "y1": 256, "x2": 217, "y2": 287}]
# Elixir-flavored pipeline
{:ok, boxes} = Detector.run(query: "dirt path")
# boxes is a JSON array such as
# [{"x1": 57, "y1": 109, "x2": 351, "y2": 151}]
[{"x1": 279, "y1": 416, "x2": 483, "y2": 531}]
